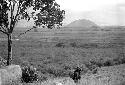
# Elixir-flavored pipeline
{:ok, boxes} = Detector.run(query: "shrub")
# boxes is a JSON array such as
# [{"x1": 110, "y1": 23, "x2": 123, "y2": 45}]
[
  {"x1": 55, "y1": 42, "x2": 65, "y2": 48},
  {"x1": 70, "y1": 42, "x2": 77, "y2": 47},
  {"x1": 21, "y1": 66, "x2": 38, "y2": 83},
  {"x1": 103, "y1": 59, "x2": 113, "y2": 66},
  {"x1": 112, "y1": 57, "x2": 125, "y2": 65}
]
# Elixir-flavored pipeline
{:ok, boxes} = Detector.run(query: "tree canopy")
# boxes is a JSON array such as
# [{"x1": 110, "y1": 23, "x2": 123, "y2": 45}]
[
  {"x1": 0, "y1": 0, "x2": 65, "y2": 65},
  {"x1": 0, "y1": 0, "x2": 65, "y2": 34}
]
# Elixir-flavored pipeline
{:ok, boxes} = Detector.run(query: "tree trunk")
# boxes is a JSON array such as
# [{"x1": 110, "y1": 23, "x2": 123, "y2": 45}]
[{"x1": 7, "y1": 34, "x2": 12, "y2": 66}]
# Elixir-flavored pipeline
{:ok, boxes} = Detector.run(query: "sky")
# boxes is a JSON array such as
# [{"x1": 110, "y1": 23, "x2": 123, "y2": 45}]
[
  {"x1": 56, "y1": 0, "x2": 125, "y2": 12},
  {"x1": 17, "y1": 0, "x2": 125, "y2": 27},
  {"x1": 55, "y1": 0, "x2": 125, "y2": 26}
]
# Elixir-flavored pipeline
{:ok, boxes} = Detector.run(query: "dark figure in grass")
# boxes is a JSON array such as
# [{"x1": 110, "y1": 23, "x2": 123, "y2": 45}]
[{"x1": 70, "y1": 67, "x2": 82, "y2": 83}]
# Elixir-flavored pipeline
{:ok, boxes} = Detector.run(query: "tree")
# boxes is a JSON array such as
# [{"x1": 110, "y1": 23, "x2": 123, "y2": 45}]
[{"x1": 0, "y1": 0, "x2": 65, "y2": 65}]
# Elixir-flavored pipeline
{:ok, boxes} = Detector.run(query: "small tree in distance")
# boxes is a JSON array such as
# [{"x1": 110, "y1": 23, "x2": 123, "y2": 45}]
[{"x1": 0, "y1": 0, "x2": 65, "y2": 65}]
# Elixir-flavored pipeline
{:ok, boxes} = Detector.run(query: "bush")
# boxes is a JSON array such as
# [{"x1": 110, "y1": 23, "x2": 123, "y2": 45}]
[
  {"x1": 103, "y1": 59, "x2": 113, "y2": 66},
  {"x1": 70, "y1": 42, "x2": 77, "y2": 47},
  {"x1": 21, "y1": 66, "x2": 38, "y2": 83},
  {"x1": 55, "y1": 42, "x2": 65, "y2": 48}
]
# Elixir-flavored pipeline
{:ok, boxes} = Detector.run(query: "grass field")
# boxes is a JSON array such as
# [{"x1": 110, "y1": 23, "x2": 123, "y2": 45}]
[{"x1": 0, "y1": 26, "x2": 125, "y2": 84}]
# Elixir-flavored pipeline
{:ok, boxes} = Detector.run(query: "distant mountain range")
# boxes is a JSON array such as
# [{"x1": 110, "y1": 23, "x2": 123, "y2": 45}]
[{"x1": 65, "y1": 19, "x2": 98, "y2": 28}]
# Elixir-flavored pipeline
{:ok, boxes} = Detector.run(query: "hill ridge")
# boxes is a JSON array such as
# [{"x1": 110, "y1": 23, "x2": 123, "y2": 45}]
[{"x1": 65, "y1": 19, "x2": 98, "y2": 28}]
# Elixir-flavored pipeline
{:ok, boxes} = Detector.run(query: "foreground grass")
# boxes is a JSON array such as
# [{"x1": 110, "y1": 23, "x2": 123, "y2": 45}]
[{"x1": 13, "y1": 64, "x2": 125, "y2": 85}]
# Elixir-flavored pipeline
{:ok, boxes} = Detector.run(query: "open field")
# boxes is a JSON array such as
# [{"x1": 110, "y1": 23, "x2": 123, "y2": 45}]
[{"x1": 0, "y1": 26, "x2": 125, "y2": 84}]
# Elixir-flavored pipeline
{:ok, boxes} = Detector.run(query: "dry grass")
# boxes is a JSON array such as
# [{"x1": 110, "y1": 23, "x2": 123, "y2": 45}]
[
  {"x1": 1, "y1": 27, "x2": 125, "y2": 85},
  {"x1": 18, "y1": 64, "x2": 125, "y2": 85}
]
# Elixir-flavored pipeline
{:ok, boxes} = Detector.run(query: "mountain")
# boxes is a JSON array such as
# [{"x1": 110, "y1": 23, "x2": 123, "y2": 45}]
[{"x1": 65, "y1": 19, "x2": 98, "y2": 28}]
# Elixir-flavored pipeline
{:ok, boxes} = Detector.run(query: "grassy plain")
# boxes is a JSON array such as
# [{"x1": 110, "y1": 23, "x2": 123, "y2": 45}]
[{"x1": 0, "y1": 27, "x2": 125, "y2": 84}]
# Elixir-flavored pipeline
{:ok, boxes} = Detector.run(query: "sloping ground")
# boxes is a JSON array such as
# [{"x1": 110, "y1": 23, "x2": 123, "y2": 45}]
[
  {"x1": 79, "y1": 64, "x2": 125, "y2": 85},
  {"x1": 25, "y1": 64, "x2": 125, "y2": 85}
]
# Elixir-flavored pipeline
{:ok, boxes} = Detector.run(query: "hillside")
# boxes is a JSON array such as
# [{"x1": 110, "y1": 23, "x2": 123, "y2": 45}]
[{"x1": 65, "y1": 19, "x2": 98, "y2": 28}]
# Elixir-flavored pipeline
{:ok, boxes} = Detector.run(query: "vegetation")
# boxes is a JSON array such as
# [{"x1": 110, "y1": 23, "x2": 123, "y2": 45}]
[
  {"x1": 21, "y1": 65, "x2": 39, "y2": 83},
  {"x1": 0, "y1": 0, "x2": 125, "y2": 84},
  {"x1": 0, "y1": 25, "x2": 125, "y2": 84},
  {"x1": 1, "y1": 39, "x2": 125, "y2": 80},
  {"x1": 0, "y1": 0, "x2": 65, "y2": 65},
  {"x1": 55, "y1": 42, "x2": 65, "y2": 48}
]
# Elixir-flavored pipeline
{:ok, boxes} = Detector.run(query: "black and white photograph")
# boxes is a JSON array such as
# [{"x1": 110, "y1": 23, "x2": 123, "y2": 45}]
[{"x1": 0, "y1": 0, "x2": 125, "y2": 85}]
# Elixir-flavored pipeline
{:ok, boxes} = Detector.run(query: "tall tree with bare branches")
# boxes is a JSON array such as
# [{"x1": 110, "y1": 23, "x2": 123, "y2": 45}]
[{"x1": 0, "y1": 0, "x2": 65, "y2": 65}]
